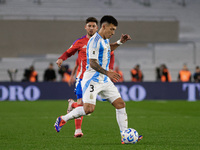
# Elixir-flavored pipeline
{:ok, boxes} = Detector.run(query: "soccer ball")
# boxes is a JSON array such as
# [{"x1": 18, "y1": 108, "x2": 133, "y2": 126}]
[{"x1": 121, "y1": 128, "x2": 139, "y2": 144}]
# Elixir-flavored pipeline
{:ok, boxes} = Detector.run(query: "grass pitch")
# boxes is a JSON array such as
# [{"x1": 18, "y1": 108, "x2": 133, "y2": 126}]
[{"x1": 0, "y1": 100, "x2": 200, "y2": 150}]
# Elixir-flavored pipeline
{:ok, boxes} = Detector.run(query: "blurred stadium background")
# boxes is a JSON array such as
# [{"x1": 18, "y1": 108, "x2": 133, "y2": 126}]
[
  {"x1": 0, "y1": 0, "x2": 200, "y2": 82},
  {"x1": 1, "y1": 2, "x2": 200, "y2": 149}
]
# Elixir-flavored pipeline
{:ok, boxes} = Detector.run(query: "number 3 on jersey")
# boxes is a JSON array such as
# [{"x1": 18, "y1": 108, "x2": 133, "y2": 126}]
[{"x1": 90, "y1": 85, "x2": 94, "y2": 92}]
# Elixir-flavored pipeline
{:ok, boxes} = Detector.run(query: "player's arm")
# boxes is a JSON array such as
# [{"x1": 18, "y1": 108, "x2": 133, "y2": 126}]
[
  {"x1": 68, "y1": 63, "x2": 78, "y2": 86},
  {"x1": 110, "y1": 34, "x2": 131, "y2": 51},
  {"x1": 56, "y1": 42, "x2": 80, "y2": 68},
  {"x1": 90, "y1": 59, "x2": 121, "y2": 82}
]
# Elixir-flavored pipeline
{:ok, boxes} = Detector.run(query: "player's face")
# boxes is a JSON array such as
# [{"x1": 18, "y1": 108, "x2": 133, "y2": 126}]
[
  {"x1": 85, "y1": 22, "x2": 98, "y2": 37},
  {"x1": 103, "y1": 23, "x2": 117, "y2": 39}
]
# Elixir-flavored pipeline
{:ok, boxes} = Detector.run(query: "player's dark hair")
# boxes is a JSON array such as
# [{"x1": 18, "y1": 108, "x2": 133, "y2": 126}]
[
  {"x1": 100, "y1": 15, "x2": 118, "y2": 27},
  {"x1": 86, "y1": 17, "x2": 98, "y2": 25}
]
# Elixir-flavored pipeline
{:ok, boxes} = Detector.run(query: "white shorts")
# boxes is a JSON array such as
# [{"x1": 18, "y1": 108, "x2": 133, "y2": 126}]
[{"x1": 81, "y1": 79, "x2": 121, "y2": 105}]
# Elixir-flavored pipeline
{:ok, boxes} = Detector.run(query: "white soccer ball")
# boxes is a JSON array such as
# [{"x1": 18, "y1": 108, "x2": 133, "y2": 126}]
[{"x1": 121, "y1": 128, "x2": 139, "y2": 144}]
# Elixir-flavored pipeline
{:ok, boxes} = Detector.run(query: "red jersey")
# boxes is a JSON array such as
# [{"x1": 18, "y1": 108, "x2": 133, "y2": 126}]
[
  {"x1": 59, "y1": 35, "x2": 115, "y2": 79},
  {"x1": 109, "y1": 51, "x2": 115, "y2": 70},
  {"x1": 59, "y1": 35, "x2": 88, "y2": 79}
]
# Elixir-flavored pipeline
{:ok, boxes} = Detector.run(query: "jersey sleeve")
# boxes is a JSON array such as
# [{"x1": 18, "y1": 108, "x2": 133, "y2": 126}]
[
  {"x1": 58, "y1": 40, "x2": 81, "y2": 61},
  {"x1": 109, "y1": 51, "x2": 115, "y2": 70},
  {"x1": 88, "y1": 38, "x2": 100, "y2": 60}
]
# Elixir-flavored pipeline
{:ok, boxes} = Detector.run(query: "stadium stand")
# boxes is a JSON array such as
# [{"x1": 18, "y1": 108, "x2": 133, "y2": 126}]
[{"x1": 0, "y1": 0, "x2": 200, "y2": 81}]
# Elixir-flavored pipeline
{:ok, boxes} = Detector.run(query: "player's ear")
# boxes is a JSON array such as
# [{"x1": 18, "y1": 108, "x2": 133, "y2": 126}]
[
  {"x1": 95, "y1": 26, "x2": 98, "y2": 31},
  {"x1": 102, "y1": 23, "x2": 106, "y2": 29}
]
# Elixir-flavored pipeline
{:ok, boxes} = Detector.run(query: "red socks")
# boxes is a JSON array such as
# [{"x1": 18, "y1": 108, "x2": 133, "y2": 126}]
[
  {"x1": 75, "y1": 116, "x2": 83, "y2": 129},
  {"x1": 72, "y1": 102, "x2": 83, "y2": 130}
]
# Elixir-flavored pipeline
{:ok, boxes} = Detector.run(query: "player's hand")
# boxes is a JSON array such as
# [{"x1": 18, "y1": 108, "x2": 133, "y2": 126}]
[
  {"x1": 120, "y1": 34, "x2": 131, "y2": 44},
  {"x1": 68, "y1": 76, "x2": 75, "y2": 87},
  {"x1": 107, "y1": 70, "x2": 121, "y2": 82},
  {"x1": 56, "y1": 59, "x2": 63, "y2": 68},
  {"x1": 109, "y1": 69, "x2": 113, "y2": 72}
]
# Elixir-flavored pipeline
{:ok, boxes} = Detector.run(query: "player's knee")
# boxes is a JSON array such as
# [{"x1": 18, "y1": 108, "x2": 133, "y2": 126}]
[
  {"x1": 84, "y1": 104, "x2": 95, "y2": 114},
  {"x1": 117, "y1": 101, "x2": 125, "y2": 109},
  {"x1": 112, "y1": 98, "x2": 126, "y2": 109},
  {"x1": 84, "y1": 108, "x2": 94, "y2": 114}
]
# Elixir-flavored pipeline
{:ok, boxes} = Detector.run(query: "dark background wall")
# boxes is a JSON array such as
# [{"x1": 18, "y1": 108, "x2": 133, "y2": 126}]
[
  {"x1": 0, "y1": 82, "x2": 198, "y2": 101},
  {"x1": 0, "y1": 20, "x2": 179, "y2": 57}
]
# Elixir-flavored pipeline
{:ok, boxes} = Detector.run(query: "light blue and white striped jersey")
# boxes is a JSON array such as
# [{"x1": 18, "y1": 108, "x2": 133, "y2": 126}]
[{"x1": 83, "y1": 32, "x2": 111, "y2": 83}]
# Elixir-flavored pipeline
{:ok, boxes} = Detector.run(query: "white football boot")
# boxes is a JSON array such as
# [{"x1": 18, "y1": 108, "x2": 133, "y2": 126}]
[{"x1": 74, "y1": 129, "x2": 83, "y2": 138}]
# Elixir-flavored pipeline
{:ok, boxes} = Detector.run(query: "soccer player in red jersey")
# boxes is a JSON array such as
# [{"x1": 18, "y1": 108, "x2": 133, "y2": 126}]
[
  {"x1": 56, "y1": 17, "x2": 127, "y2": 137},
  {"x1": 56, "y1": 17, "x2": 98, "y2": 137}
]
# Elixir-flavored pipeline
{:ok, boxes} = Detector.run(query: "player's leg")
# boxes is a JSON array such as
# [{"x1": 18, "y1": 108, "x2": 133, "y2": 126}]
[
  {"x1": 67, "y1": 78, "x2": 84, "y2": 137},
  {"x1": 74, "y1": 98, "x2": 84, "y2": 137},
  {"x1": 67, "y1": 78, "x2": 82, "y2": 113},
  {"x1": 61, "y1": 80, "x2": 97, "y2": 120},
  {"x1": 54, "y1": 80, "x2": 98, "y2": 132},
  {"x1": 103, "y1": 81, "x2": 143, "y2": 143},
  {"x1": 101, "y1": 81, "x2": 128, "y2": 132},
  {"x1": 112, "y1": 98, "x2": 128, "y2": 132},
  {"x1": 54, "y1": 105, "x2": 86, "y2": 132},
  {"x1": 103, "y1": 85, "x2": 129, "y2": 144},
  {"x1": 66, "y1": 98, "x2": 83, "y2": 137},
  {"x1": 81, "y1": 80, "x2": 98, "y2": 114},
  {"x1": 73, "y1": 79, "x2": 84, "y2": 137},
  {"x1": 83, "y1": 103, "x2": 95, "y2": 114},
  {"x1": 55, "y1": 97, "x2": 85, "y2": 132}
]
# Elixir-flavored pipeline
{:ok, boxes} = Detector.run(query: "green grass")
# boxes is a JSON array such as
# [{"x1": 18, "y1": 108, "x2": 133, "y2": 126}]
[{"x1": 0, "y1": 100, "x2": 200, "y2": 150}]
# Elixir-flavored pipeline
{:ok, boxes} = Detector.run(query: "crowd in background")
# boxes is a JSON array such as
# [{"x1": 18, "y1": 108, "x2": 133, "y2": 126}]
[
  {"x1": 18, "y1": 62, "x2": 200, "y2": 83},
  {"x1": 156, "y1": 63, "x2": 200, "y2": 83},
  {"x1": 21, "y1": 63, "x2": 71, "y2": 83}
]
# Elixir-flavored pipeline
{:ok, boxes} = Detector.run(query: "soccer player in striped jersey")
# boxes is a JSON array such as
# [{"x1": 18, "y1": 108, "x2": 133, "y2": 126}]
[
  {"x1": 68, "y1": 51, "x2": 115, "y2": 87},
  {"x1": 56, "y1": 17, "x2": 117, "y2": 137},
  {"x1": 54, "y1": 16, "x2": 142, "y2": 143}
]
